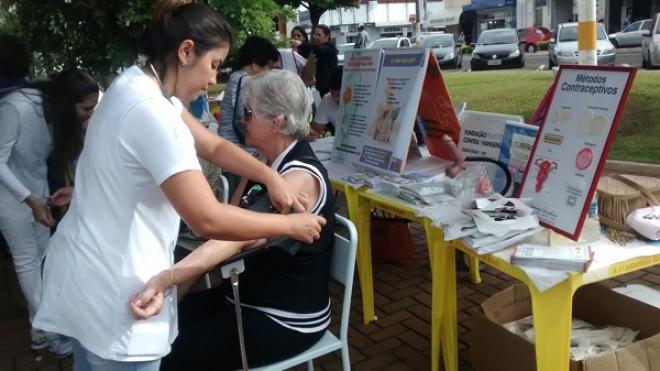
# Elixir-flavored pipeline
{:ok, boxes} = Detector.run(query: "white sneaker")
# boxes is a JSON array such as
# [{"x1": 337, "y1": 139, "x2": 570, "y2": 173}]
[
  {"x1": 30, "y1": 329, "x2": 53, "y2": 350},
  {"x1": 49, "y1": 335, "x2": 73, "y2": 358}
]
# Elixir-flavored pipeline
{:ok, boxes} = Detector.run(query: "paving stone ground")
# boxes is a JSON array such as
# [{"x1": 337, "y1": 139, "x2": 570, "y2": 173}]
[{"x1": 2, "y1": 220, "x2": 659, "y2": 371}]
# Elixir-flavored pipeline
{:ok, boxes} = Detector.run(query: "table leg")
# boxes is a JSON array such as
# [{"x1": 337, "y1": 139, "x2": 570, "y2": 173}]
[
  {"x1": 425, "y1": 222, "x2": 458, "y2": 371},
  {"x1": 529, "y1": 279, "x2": 575, "y2": 371},
  {"x1": 468, "y1": 256, "x2": 482, "y2": 284},
  {"x1": 350, "y1": 191, "x2": 376, "y2": 324}
]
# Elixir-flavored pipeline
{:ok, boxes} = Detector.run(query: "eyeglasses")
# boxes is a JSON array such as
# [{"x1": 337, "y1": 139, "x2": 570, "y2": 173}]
[{"x1": 242, "y1": 105, "x2": 254, "y2": 121}]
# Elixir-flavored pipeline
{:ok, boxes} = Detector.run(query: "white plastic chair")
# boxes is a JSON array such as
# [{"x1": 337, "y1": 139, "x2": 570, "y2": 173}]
[{"x1": 250, "y1": 214, "x2": 357, "y2": 371}]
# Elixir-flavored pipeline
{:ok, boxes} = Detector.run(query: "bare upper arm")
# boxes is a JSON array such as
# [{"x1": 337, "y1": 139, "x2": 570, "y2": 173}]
[{"x1": 281, "y1": 170, "x2": 321, "y2": 212}]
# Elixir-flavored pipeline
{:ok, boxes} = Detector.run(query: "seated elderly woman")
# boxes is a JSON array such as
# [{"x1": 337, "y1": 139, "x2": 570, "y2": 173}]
[{"x1": 135, "y1": 69, "x2": 335, "y2": 371}]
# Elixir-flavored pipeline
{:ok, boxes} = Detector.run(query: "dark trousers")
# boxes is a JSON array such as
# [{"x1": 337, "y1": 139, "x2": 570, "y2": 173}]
[{"x1": 161, "y1": 286, "x2": 324, "y2": 371}]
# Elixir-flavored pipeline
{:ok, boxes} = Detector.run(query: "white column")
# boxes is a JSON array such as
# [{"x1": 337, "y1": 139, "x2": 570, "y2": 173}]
[{"x1": 577, "y1": 0, "x2": 598, "y2": 65}]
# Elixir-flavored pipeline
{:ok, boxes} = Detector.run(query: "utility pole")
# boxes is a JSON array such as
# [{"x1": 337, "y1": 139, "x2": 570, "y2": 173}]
[
  {"x1": 577, "y1": 0, "x2": 597, "y2": 65},
  {"x1": 415, "y1": 0, "x2": 422, "y2": 45}
]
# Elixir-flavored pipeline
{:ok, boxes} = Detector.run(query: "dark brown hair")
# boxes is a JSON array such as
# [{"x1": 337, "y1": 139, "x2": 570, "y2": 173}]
[
  {"x1": 45, "y1": 70, "x2": 99, "y2": 178},
  {"x1": 141, "y1": 1, "x2": 233, "y2": 79}
]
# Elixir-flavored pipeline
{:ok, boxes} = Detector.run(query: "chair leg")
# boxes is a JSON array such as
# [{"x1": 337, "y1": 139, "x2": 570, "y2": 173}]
[
  {"x1": 203, "y1": 273, "x2": 212, "y2": 289},
  {"x1": 306, "y1": 359, "x2": 314, "y2": 371},
  {"x1": 341, "y1": 345, "x2": 351, "y2": 371}
]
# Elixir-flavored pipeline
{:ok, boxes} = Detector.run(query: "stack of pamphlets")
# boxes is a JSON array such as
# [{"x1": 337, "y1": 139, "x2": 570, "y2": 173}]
[
  {"x1": 511, "y1": 244, "x2": 594, "y2": 272},
  {"x1": 503, "y1": 316, "x2": 638, "y2": 361},
  {"x1": 448, "y1": 195, "x2": 542, "y2": 255}
]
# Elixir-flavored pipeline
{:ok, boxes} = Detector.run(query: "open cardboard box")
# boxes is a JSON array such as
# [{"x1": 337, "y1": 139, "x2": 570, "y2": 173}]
[{"x1": 471, "y1": 284, "x2": 660, "y2": 371}]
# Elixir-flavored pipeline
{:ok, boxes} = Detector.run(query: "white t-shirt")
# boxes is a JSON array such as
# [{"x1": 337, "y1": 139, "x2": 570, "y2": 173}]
[
  {"x1": 277, "y1": 48, "x2": 306, "y2": 75},
  {"x1": 313, "y1": 93, "x2": 338, "y2": 127},
  {"x1": 33, "y1": 65, "x2": 201, "y2": 361}
]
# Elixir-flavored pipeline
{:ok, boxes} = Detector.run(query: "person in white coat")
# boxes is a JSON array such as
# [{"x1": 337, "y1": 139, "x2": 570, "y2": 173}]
[{"x1": 32, "y1": 2, "x2": 326, "y2": 370}]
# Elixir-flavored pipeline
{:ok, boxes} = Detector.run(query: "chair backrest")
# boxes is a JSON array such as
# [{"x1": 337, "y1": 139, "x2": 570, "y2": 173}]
[{"x1": 331, "y1": 214, "x2": 358, "y2": 343}]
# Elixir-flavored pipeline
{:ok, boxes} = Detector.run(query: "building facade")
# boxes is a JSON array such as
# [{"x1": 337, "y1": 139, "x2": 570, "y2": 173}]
[{"x1": 291, "y1": 0, "x2": 660, "y2": 45}]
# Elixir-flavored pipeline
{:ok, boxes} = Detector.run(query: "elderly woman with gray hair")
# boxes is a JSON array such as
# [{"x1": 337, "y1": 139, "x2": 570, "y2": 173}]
[{"x1": 137, "y1": 69, "x2": 336, "y2": 370}]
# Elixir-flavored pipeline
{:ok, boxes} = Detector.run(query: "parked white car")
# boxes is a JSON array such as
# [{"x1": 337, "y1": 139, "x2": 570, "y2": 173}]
[
  {"x1": 370, "y1": 37, "x2": 411, "y2": 49},
  {"x1": 548, "y1": 23, "x2": 616, "y2": 67},
  {"x1": 642, "y1": 13, "x2": 660, "y2": 69},
  {"x1": 337, "y1": 42, "x2": 355, "y2": 65},
  {"x1": 609, "y1": 19, "x2": 651, "y2": 47}
]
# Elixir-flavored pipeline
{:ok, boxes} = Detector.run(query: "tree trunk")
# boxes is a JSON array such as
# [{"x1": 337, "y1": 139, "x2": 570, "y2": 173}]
[{"x1": 308, "y1": 4, "x2": 325, "y2": 27}]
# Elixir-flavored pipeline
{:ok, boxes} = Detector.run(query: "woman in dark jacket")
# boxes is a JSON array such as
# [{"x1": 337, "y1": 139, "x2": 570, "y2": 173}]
[{"x1": 308, "y1": 24, "x2": 338, "y2": 97}]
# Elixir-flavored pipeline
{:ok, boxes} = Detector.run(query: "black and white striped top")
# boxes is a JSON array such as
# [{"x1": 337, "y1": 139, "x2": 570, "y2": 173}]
[{"x1": 223, "y1": 140, "x2": 335, "y2": 334}]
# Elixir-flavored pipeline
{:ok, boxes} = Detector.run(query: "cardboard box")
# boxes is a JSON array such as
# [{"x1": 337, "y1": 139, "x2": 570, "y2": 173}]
[{"x1": 471, "y1": 284, "x2": 660, "y2": 371}]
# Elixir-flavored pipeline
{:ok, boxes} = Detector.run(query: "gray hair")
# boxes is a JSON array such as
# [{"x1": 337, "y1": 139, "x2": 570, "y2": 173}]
[{"x1": 245, "y1": 69, "x2": 311, "y2": 139}]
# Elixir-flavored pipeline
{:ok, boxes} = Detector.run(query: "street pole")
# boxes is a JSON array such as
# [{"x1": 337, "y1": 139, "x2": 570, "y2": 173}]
[
  {"x1": 415, "y1": 0, "x2": 421, "y2": 45},
  {"x1": 577, "y1": 0, "x2": 597, "y2": 65}
]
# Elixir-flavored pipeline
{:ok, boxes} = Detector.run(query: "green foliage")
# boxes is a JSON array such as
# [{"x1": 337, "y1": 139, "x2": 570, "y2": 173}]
[
  {"x1": 460, "y1": 44, "x2": 474, "y2": 55},
  {"x1": 0, "y1": 0, "x2": 290, "y2": 78},
  {"x1": 276, "y1": 0, "x2": 357, "y2": 26},
  {"x1": 537, "y1": 41, "x2": 549, "y2": 51},
  {"x1": 443, "y1": 70, "x2": 660, "y2": 163}
]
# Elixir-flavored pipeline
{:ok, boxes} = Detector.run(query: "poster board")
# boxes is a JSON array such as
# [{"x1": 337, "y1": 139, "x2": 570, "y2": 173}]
[
  {"x1": 458, "y1": 112, "x2": 537, "y2": 194},
  {"x1": 332, "y1": 48, "x2": 461, "y2": 174},
  {"x1": 332, "y1": 48, "x2": 383, "y2": 166},
  {"x1": 359, "y1": 48, "x2": 428, "y2": 172},
  {"x1": 518, "y1": 65, "x2": 637, "y2": 240},
  {"x1": 415, "y1": 54, "x2": 462, "y2": 160}
]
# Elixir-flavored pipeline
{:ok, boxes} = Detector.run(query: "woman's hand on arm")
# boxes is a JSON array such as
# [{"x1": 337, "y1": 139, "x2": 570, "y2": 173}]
[
  {"x1": 160, "y1": 170, "x2": 325, "y2": 242},
  {"x1": 129, "y1": 238, "x2": 268, "y2": 319},
  {"x1": 180, "y1": 110, "x2": 306, "y2": 214}
]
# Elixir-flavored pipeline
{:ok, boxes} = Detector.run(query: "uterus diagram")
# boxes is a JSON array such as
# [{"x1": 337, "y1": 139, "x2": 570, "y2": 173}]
[{"x1": 534, "y1": 158, "x2": 558, "y2": 193}]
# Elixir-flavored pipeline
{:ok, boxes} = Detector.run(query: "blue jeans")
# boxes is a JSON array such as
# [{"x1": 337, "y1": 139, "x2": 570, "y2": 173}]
[{"x1": 72, "y1": 339, "x2": 161, "y2": 371}]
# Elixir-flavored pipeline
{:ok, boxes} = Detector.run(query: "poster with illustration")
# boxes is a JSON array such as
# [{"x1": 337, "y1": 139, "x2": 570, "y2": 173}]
[
  {"x1": 358, "y1": 48, "x2": 428, "y2": 172},
  {"x1": 518, "y1": 66, "x2": 636, "y2": 240},
  {"x1": 332, "y1": 49, "x2": 383, "y2": 166}
]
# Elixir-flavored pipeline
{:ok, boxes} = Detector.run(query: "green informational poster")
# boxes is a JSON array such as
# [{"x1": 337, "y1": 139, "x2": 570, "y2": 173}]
[{"x1": 333, "y1": 48, "x2": 461, "y2": 174}]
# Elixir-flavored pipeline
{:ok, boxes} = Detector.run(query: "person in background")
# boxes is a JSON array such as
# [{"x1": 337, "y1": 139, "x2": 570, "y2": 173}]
[
  {"x1": 309, "y1": 25, "x2": 338, "y2": 97},
  {"x1": 289, "y1": 25, "x2": 311, "y2": 58},
  {"x1": 135, "y1": 69, "x2": 335, "y2": 370},
  {"x1": 0, "y1": 69, "x2": 98, "y2": 358},
  {"x1": 354, "y1": 23, "x2": 371, "y2": 49},
  {"x1": 0, "y1": 34, "x2": 31, "y2": 98},
  {"x1": 33, "y1": 2, "x2": 325, "y2": 370},
  {"x1": 310, "y1": 65, "x2": 342, "y2": 139},
  {"x1": 219, "y1": 35, "x2": 279, "y2": 196},
  {"x1": 47, "y1": 70, "x2": 100, "y2": 218}
]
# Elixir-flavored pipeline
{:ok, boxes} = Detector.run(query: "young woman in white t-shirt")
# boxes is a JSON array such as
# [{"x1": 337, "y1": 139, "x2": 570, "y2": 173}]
[
  {"x1": 33, "y1": 2, "x2": 325, "y2": 370},
  {"x1": 0, "y1": 67, "x2": 99, "y2": 357}
]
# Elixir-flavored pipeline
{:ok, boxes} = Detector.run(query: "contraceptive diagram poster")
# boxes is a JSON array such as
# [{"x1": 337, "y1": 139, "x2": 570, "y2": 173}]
[
  {"x1": 518, "y1": 65, "x2": 636, "y2": 240},
  {"x1": 332, "y1": 48, "x2": 383, "y2": 166},
  {"x1": 332, "y1": 48, "x2": 461, "y2": 174},
  {"x1": 359, "y1": 48, "x2": 428, "y2": 172}
]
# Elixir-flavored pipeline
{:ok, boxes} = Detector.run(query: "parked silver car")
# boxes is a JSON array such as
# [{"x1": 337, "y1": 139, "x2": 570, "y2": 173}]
[
  {"x1": 370, "y1": 37, "x2": 411, "y2": 49},
  {"x1": 548, "y1": 23, "x2": 616, "y2": 67},
  {"x1": 609, "y1": 19, "x2": 652, "y2": 47},
  {"x1": 642, "y1": 13, "x2": 660, "y2": 69},
  {"x1": 419, "y1": 33, "x2": 462, "y2": 68}
]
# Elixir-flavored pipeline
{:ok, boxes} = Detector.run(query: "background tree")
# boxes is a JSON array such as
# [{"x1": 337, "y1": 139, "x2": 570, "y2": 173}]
[
  {"x1": 0, "y1": 0, "x2": 292, "y2": 82},
  {"x1": 276, "y1": 0, "x2": 358, "y2": 27}
]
